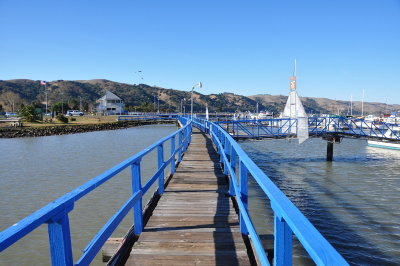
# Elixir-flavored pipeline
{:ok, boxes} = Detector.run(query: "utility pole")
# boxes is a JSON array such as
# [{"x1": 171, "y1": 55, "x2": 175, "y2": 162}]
[
  {"x1": 45, "y1": 84, "x2": 48, "y2": 115},
  {"x1": 153, "y1": 94, "x2": 156, "y2": 113},
  {"x1": 191, "y1": 82, "x2": 202, "y2": 119}
]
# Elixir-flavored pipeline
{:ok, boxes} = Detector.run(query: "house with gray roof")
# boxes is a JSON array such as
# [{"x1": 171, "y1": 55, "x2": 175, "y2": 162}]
[{"x1": 96, "y1": 90, "x2": 124, "y2": 115}]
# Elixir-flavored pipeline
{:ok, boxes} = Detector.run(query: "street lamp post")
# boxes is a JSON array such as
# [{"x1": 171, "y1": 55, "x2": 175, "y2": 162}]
[
  {"x1": 79, "y1": 96, "x2": 82, "y2": 112},
  {"x1": 180, "y1": 98, "x2": 186, "y2": 114},
  {"x1": 153, "y1": 94, "x2": 156, "y2": 113},
  {"x1": 45, "y1": 91, "x2": 48, "y2": 115},
  {"x1": 191, "y1": 82, "x2": 202, "y2": 119}
]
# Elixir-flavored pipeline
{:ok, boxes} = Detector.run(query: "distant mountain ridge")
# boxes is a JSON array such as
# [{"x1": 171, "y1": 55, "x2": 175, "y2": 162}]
[{"x1": 0, "y1": 79, "x2": 398, "y2": 115}]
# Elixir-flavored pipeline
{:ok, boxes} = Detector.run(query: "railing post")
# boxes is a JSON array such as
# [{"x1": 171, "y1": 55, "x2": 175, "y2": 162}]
[
  {"x1": 158, "y1": 144, "x2": 165, "y2": 195},
  {"x1": 274, "y1": 211, "x2": 293, "y2": 266},
  {"x1": 47, "y1": 213, "x2": 73, "y2": 266},
  {"x1": 178, "y1": 131, "x2": 183, "y2": 162},
  {"x1": 239, "y1": 161, "x2": 248, "y2": 234},
  {"x1": 219, "y1": 134, "x2": 223, "y2": 164},
  {"x1": 188, "y1": 123, "x2": 192, "y2": 144},
  {"x1": 182, "y1": 130, "x2": 187, "y2": 152},
  {"x1": 131, "y1": 160, "x2": 143, "y2": 235},
  {"x1": 171, "y1": 136, "x2": 176, "y2": 174},
  {"x1": 229, "y1": 148, "x2": 237, "y2": 196},
  {"x1": 223, "y1": 136, "x2": 229, "y2": 176}
]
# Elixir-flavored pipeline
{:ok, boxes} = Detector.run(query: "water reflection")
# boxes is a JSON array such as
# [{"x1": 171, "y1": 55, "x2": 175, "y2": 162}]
[
  {"x1": 0, "y1": 125, "x2": 177, "y2": 265},
  {"x1": 240, "y1": 137, "x2": 400, "y2": 265}
]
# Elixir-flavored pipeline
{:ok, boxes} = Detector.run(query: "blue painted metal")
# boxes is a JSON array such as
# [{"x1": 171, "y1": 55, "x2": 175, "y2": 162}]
[
  {"x1": 239, "y1": 161, "x2": 248, "y2": 235},
  {"x1": 76, "y1": 191, "x2": 142, "y2": 266},
  {"x1": 273, "y1": 212, "x2": 293, "y2": 266},
  {"x1": 217, "y1": 116, "x2": 400, "y2": 142},
  {"x1": 178, "y1": 132, "x2": 183, "y2": 162},
  {"x1": 132, "y1": 161, "x2": 143, "y2": 235},
  {"x1": 47, "y1": 212, "x2": 73, "y2": 266},
  {"x1": 229, "y1": 148, "x2": 237, "y2": 197},
  {"x1": 170, "y1": 136, "x2": 176, "y2": 175},
  {"x1": 157, "y1": 144, "x2": 165, "y2": 195},
  {"x1": 0, "y1": 117, "x2": 192, "y2": 265},
  {"x1": 117, "y1": 113, "x2": 178, "y2": 121},
  {"x1": 192, "y1": 117, "x2": 348, "y2": 266}
]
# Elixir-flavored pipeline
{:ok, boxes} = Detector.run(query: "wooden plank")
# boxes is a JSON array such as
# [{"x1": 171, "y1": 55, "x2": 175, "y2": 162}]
[
  {"x1": 126, "y1": 254, "x2": 251, "y2": 266},
  {"x1": 124, "y1": 129, "x2": 252, "y2": 265}
]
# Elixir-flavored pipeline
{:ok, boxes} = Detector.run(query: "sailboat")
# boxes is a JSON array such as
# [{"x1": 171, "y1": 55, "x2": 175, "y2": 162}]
[{"x1": 280, "y1": 60, "x2": 309, "y2": 144}]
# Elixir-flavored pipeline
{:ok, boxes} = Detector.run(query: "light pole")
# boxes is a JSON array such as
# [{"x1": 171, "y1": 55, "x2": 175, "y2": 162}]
[
  {"x1": 79, "y1": 96, "x2": 82, "y2": 111},
  {"x1": 157, "y1": 96, "x2": 160, "y2": 113},
  {"x1": 45, "y1": 91, "x2": 48, "y2": 115},
  {"x1": 180, "y1": 98, "x2": 186, "y2": 114},
  {"x1": 191, "y1": 82, "x2": 202, "y2": 119},
  {"x1": 153, "y1": 94, "x2": 156, "y2": 113}
]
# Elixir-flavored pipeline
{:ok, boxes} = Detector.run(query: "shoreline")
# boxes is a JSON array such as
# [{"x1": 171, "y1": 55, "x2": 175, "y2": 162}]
[{"x1": 0, "y1": 120, "x2": 176, "y2": 138}]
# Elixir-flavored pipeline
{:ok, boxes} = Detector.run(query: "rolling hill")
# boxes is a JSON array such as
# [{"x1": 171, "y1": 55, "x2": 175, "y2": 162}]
[{"x1": 0, "y1": 79, "x2": 398, "y2": 115}]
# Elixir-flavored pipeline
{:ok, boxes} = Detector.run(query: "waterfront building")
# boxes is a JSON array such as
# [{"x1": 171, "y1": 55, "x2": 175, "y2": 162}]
[{"x1": 96, "y1": 90, "x2": 124, "y2": 115}]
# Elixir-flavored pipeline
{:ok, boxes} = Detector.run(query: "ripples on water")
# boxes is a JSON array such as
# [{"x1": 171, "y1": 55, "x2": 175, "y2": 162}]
[
  {"x1": 240, "y1": 137, "x2": 400, "y2": 265},
  {"x1": 0, "y1": 125, "x2": 177, "y2": 265}
]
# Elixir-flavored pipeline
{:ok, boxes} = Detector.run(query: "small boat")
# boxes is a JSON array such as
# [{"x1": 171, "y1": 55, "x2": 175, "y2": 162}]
[{"x1": 367, "y1": 139, "x2": 400, "y2": 150}]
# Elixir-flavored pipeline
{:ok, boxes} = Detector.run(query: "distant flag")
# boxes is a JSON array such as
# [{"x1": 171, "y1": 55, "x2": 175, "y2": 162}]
[{"x1": 40, "y1": 80, "x2": 47, "y2": 85}]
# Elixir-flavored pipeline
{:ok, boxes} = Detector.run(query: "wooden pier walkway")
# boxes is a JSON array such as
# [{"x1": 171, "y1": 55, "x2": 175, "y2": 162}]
[{"x1": 125, "y1": 129, "x2": 252, "y2": 265}]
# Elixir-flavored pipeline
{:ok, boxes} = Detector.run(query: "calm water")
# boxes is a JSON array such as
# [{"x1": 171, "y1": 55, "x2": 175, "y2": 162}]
[
  {"x1": 1, "y1": 128, "x2": 400, "y2": 265},
  {"x1": 0, "y1": 125, "x2": 177, "y2": 265},
  {"x1": 241, "y1": 138, "x2": 400, "y2": 266}
]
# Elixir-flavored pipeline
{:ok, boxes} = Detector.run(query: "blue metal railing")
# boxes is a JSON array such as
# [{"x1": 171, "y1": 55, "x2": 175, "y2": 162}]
[
  {"x1": 192, "y1": 117, "x2": 348, "y2": 266},
  {"x1": 217, "y1": 116, "x2": 400, "y2": 140},
  {"x1": 0, "y1": 117, "x2": 192, "y2": 265},
  {"x1": 117, "y1": 113, "x2": 178, "y2": 121}
]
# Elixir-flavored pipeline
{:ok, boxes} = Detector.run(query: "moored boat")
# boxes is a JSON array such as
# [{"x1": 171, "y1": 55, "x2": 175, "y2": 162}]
[{"x1": 367, "y1": 139, "x2": 400, "y2": 150}]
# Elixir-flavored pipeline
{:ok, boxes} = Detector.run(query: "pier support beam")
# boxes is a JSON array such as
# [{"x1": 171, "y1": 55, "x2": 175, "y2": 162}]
[
  {"x1": 324, "y1": 135, "x2": 341, "y2": 162},
  {"x1": 327, "y1": 142, "x2": 334, "y2": 161}
]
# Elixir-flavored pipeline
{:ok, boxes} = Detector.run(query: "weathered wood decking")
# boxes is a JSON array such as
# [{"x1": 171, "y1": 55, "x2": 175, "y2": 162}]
[{"x1": 125, "y1": 129, "x2": 252, "y2": 265}]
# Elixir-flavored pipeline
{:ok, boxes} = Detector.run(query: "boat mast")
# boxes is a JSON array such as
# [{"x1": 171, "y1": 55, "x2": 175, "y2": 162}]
[
  {"x1": 361, "y1": 89, "x2": 364, "y2": 116},
  {"x1": 289, "y1": 59, "x2": 297, "y2": 118},
  {"x1": 350, "y1": 94, "x2": 353, "y2": 116}
]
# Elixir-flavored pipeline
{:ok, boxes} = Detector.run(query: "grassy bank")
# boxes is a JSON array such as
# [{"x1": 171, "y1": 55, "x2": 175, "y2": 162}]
[{"x1": 19, "y1": 115, "x2": 119, "y2": 128}]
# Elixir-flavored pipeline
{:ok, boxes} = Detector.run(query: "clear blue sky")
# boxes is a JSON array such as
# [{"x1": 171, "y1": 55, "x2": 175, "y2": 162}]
[{"x1": 1, "y1": 0, "x2": 399, "y2": 103}]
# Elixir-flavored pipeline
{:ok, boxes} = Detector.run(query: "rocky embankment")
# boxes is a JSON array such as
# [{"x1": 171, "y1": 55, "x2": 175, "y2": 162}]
[{"x1": 0, "y1": 120, "x2": 176, "y2": 138}]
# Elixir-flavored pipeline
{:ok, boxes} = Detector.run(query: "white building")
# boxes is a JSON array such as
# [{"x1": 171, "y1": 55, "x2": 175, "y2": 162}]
[{"x1": 96, "y1": 90, "x2": 124, "y2": 115}]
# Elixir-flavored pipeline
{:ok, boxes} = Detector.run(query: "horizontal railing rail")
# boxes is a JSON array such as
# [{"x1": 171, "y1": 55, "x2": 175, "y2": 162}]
[
  {"x1": 117, "y1": 114, "x2": 178, "y2": 121},
  {"x1": 0, "y1": 117, "x2": 192, "y2": 265},
  {"x1": 215, "y1": 116, "x2": 400, "y2": 140},
  {"x1": 192, "y1": 117, "x2": 348, "y2": 266}
]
